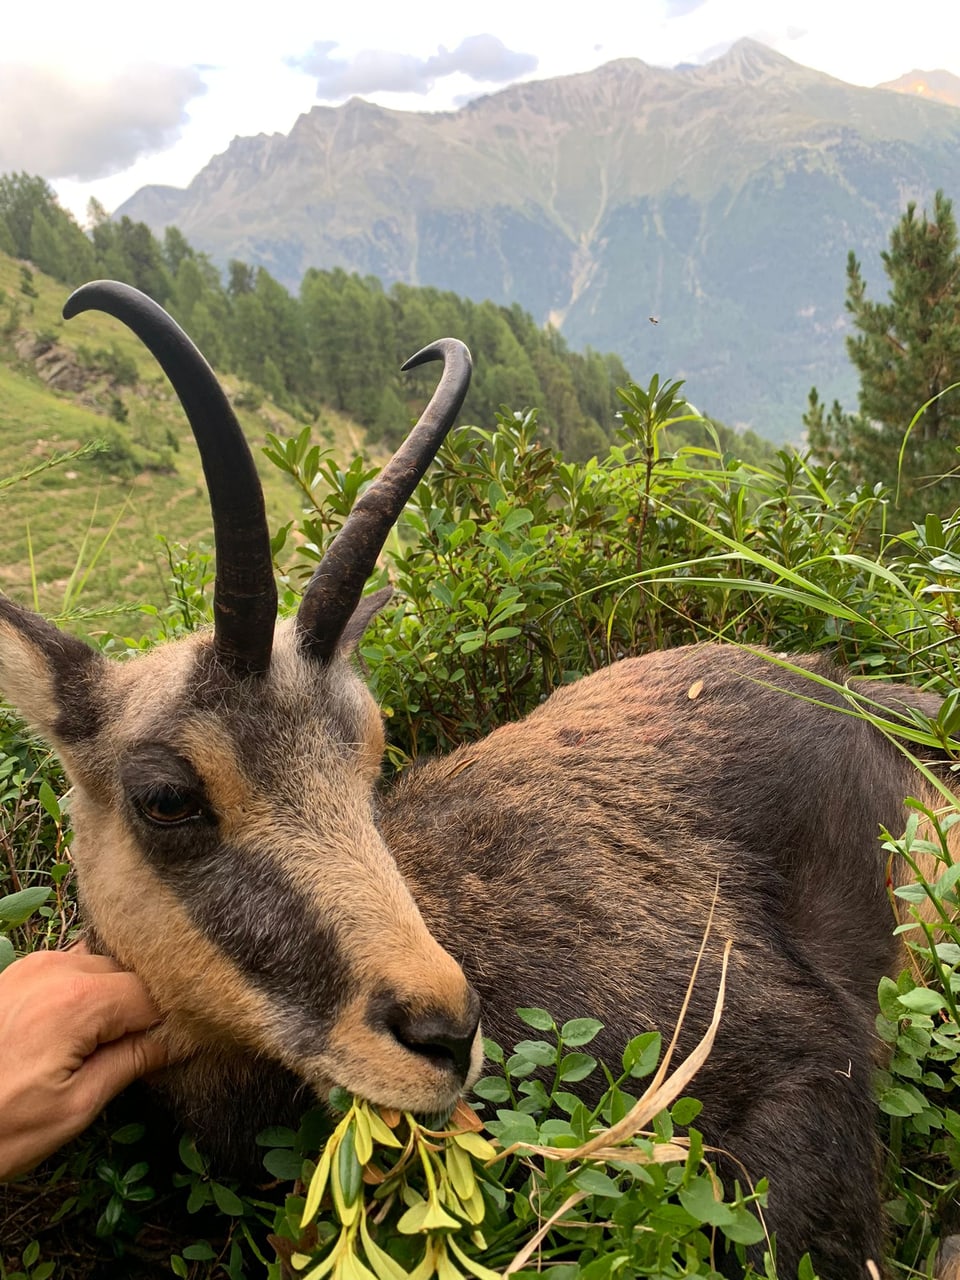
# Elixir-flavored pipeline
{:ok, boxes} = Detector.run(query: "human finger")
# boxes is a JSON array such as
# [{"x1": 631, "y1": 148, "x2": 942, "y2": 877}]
[
  {"x1": 70, "y1": 1031, "x2": 171, "y2": 1118},
  {"x1": 66, "y1": 971, "x2": 164, "y2": 1056},
  {"x1": 11, "y1": 947, "x2": 127, "y2": 980}
]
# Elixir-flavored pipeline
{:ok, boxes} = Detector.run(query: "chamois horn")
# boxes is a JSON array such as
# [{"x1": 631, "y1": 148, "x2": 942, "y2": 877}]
[
  {"x1": 296, "y1": 338, "x2": 472, "y2": 663},
  {"x1": 63, "y1": 281, "x2": 277, "y2": 676}
]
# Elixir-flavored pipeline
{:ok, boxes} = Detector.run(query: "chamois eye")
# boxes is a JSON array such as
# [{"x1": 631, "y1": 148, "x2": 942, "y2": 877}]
[{"x1": 135, "y1": 785, "x2": 204, "y2": 826}]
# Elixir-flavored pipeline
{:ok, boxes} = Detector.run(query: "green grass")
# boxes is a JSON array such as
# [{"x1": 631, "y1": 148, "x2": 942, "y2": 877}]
[{"x1": 0, "y1": 254, "x2": 374, "y2": 635}]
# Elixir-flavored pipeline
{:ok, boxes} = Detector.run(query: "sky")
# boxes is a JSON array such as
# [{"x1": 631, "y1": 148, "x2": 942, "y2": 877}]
[{"x1": 3, "y1": 0, "x2": 959, "y2": 222}]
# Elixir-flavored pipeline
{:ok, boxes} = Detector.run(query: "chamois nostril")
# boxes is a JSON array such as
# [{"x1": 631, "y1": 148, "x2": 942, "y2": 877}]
[
  {"x1": 391, "y1": 1011, "x2": 480, "y2": 1081},
  {"x1": 372, "y1": 993, "x2": 481, "y2": 1082}
]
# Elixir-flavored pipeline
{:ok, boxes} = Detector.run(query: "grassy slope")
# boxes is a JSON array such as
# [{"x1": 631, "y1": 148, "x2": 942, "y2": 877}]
[{"x1": 0, "y1": 254, "x2": 369, "y2": 637}]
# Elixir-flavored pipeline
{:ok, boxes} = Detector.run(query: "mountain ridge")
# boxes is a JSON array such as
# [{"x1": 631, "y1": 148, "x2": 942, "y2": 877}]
[{"x1": 115, "y1": 42, "x2": 960, "y2": 437}]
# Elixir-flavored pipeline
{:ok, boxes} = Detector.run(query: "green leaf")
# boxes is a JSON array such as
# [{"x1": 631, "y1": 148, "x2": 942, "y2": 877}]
[
  {"x1": 516, "y1": 1007, "x2": 554, "y2": 1031},
  {"x1": 671, "y1": 1097, "x2": 702, "y2": 1126},
  {"x1": 934, "y1": 862, "x2": 960, "y2": 898},
  {"x1": 558, "y1": 1053, "x2": 598, "y2": 1083},
  {"x1": 481, "y1": 1038, "x2": 504, "y2": 1064},
  {"x1": 0, "y1": 887, "x2": 52, "y2": 926},
  {"x1": 678, "y1": 1175, "x2": 733, "y2": 1225},
  {"x1": 182, "y1": 1242, "x2": 217, "y2": 1261},
  {"x1": 560, "y1": 1018, "x2": 604, "y2": 1046},
  {"x1": 178, "y1": 1135, "x2": 206, "y2": 1175},
  {"x1": 878, "y1": 976, "x2": 904, "y2": 1022},
  {"x1": 552, "y1": 1090, "x2": 583, "y2": 1115},
  {"x1": 897, "y1": 987, "x2": 946, "y2": 1016},
  {"x1": 797, "y1": 1254, "x2": 818, "y2": 1280},
  {"x1": 37, "y1": 781, "x2": 61, "y2": 823},
  {"x1": 96, "y1": 1195, "x2": 123, "y2": 1235},
  {"x1": 501, "y1": 508, "x2": 533, "y2": 533},
  {"x1": 262, "y1": 1147, "x2": 304, "y2": 1180},
  {"x1": 504, "y1": 1053, "x2": 538, "y2": 1078},
  {"x1": 877, "y1": 1084, "x2": 928, "y2": 1117},
  {"x1": 110, "y1": 1123, "x2": 145, "y2": 1145},
  {"x1": 336, "y1": 1122, "x2": 362, "y2": 1211},
  {"x1": 170, "y1": 1258, "x2": 189, "y2": 1279},
  {"x1": 23, "y1": 1242, "x2": 40, "y2": 1269},
  {"x1": 486, "y1": 1110, "x2": 539, "y2": 1147},
  {"x1": 255, "y1": 1125, "x2": 297, "y2": 1148},
  {"x1": 122, "y1": 1161, "x2": 149, "y2": 1185},
  {"x1": 720, "y1": 1204, "x2": 767, "y2": 1246},
  {"x1": 894, "y1": 882, "x2": 929, "y2": 904},
  {"x1": 472, "y1": 1077, "x2": 511, "y2": 1103},
  {"x1": 123, "y1": 1186, "x2": 155, "y2": 1203},
  {"x1": 0, "y1": 936, "x2": 16, "y2": 972},
  {"x1": 186, "y1": 1181, "x2": 209, "y2": 1214},
  {"x1": 573, "y1": 1167, "x2": 623, "y2": 1198},
  {"x1": 211, "y1": 1182, "x2": 245, "y2": 1215},
  {"x1": 511, "y1": 1039, "x2": 556, "y2": 1066},
  {"x1": 623, "y1": 1031, "x2": 661, "y2": 1078}
]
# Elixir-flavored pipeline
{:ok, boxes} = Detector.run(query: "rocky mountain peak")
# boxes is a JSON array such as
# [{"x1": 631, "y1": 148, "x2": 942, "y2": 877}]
[
  {"x1": 877, "y1": 68, "x2": 960, "y2": 109},
  {"x1": 112, "y1": 51, "x2": 960, "y2": 440},
  {"x1": 698, "y1": 37, "x2": 800, "y2": 83}
]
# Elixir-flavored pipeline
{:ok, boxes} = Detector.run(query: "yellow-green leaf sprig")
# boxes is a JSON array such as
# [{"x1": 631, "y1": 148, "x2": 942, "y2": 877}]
[{"x1": 295, "y1": 1099, "x2": 499, "y2": 1280}]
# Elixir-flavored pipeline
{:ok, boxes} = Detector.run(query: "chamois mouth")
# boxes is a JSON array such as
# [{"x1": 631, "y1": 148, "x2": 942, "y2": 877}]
[{"x1": 302, "y1": 1008, "x2": 484, "y2": 1117}]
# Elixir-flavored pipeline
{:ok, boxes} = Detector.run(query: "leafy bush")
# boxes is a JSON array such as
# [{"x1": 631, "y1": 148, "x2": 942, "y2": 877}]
[{"x1": 76, "y1": 342, "x2": 140, "y2": 387}]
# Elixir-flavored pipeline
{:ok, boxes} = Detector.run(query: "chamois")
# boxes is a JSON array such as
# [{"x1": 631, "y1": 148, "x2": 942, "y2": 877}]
[{"x1": 0, "y1": 281, "x2": 947, "y2": 1277}]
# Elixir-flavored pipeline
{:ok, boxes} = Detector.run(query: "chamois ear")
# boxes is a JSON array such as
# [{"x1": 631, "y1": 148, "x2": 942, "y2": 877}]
[
  {"x1": 335, "y1": 585, "x2": 395, "y2": 655},
  {"x1": 0, "y1": 598, "x2": 104, "y2": 745}
]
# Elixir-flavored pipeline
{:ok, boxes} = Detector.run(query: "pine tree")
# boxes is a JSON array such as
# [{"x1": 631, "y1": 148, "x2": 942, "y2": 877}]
[
  {"x1": 28, "y1": 210, "x2": 66, "y2": 280},
  {"x1": 807, "y1": 191, "x2": 960, "y2": 524},
  {"x1": 0, "y1": 214, "x2": 16, "y2": 258}
]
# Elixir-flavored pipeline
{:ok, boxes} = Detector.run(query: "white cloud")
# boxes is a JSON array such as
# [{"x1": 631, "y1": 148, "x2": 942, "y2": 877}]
[
  {"x1": 0, "y1": 63, "x2": 205, "y2": 182},
  {"x1": 293, "y1": 35, "x2": 538, "y2": 100}
]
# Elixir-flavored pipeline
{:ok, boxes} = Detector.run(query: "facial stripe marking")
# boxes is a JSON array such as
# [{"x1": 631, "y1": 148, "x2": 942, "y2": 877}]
[{"x1": 142, "y1": 830, "x2": 353, "y2": 1033}]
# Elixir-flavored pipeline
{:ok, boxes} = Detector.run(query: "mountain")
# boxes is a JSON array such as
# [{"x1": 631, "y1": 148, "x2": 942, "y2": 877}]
[
  {"x1": 877, "y1": 69, "x2": 960, "y2": 109},
  {"x1": 116, "y1": 40, "x2": 960, "y2": 439}
]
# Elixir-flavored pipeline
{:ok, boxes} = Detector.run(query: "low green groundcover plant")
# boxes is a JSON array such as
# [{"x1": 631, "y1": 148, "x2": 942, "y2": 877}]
[{"x1": 260, "y1": 937, "x2": 780, "y2": 1280}]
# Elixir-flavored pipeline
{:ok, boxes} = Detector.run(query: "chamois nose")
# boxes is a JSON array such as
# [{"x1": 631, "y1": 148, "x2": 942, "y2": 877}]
[{"x1": 374, "y1": 990, "x2": 481, "y2": 1082}]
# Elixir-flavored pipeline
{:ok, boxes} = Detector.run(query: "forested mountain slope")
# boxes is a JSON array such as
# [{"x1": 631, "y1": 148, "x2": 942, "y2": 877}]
[{"x1": 1, "y1": 174, "x2": 633, "y2": 463}]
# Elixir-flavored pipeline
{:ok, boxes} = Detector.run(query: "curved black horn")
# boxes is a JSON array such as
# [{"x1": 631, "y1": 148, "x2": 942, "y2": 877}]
[
  {"x1": 296, "y1": 338, "x2": 472, "y2": 663},
  {"x1": 63, "y1": 281, "x2": 277, "y2": 676}
]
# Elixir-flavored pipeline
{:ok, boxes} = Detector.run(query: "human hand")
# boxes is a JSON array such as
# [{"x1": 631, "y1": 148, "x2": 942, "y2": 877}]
[{"x1": 0, "y1": 943, "x2": 170, "y2": 1180}]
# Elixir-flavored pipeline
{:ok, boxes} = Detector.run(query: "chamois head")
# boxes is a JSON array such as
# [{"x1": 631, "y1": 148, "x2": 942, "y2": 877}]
[{"x1": 0, "y1": 282, "x2": 481, "y2": 1117}]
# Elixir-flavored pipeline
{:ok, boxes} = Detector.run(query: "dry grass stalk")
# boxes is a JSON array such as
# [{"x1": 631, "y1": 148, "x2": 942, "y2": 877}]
[{"x1": 492, "y1": 896, "x2": 741, "y2": 1278}]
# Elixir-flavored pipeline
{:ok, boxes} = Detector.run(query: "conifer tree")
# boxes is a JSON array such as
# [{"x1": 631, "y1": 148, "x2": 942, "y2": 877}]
[
  {"x1": 0, "y1": 215, "x2": 16, "y2": 258},
  {"x1": 807, "y1": 191, "x2": 960, "y2": 524}
]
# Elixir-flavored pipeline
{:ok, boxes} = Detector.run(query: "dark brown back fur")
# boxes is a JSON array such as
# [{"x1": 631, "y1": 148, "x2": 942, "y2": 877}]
[{"x1": 374, "y1": 645, "x2": 942, "y2": 1277}]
